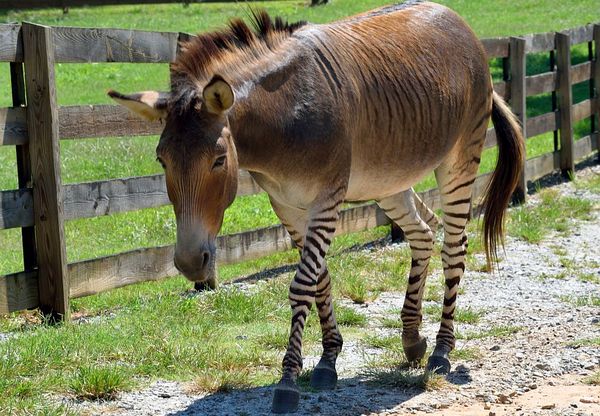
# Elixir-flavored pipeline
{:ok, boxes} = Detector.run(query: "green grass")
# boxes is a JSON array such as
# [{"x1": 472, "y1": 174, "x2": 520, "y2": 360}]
[
  {"x1": 69, "y1": 366, "x2": 131, "y2": 400},
  {"x1": 456, "y1": 325, "x2": 522, "y2": 340},
  {"x1": 560, "y1": 295, "x2": 600, "y2": 307},
  {"x1": 583, "y1": 371, "x2": 600, "y2": 386},
  {"x1": 508, "y1": 188, "x2": 595, "y2": 243},
  {"x1": 423, "y1": 305, "x2": 486, "y2": 324},
  {"x1": 568, "y1": 337, "x2": 600, "y2": 348}
]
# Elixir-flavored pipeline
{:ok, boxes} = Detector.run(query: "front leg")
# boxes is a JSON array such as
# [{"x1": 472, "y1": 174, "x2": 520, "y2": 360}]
[{"x1": 272, "y1": 195, "x2": 342, "y2": 414}]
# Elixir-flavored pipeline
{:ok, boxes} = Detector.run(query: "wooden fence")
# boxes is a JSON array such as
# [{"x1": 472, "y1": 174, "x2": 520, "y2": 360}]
[{"x1": 0, "y1": 22, "x2": 599, "y2": 319}]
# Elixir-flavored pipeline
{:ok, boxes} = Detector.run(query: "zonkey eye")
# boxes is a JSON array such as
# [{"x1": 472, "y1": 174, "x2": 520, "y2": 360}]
[{"x1": 213, "y1": 155, "x2": 226, "y2": 169}]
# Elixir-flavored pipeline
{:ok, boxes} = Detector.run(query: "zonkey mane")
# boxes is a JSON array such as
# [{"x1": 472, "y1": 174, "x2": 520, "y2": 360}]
[{"x1": 170, "y1": 9, "x2": 306, "y2": 112}]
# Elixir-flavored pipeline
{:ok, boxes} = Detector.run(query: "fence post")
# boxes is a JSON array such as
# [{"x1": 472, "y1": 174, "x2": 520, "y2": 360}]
[
  {"x1": 22, "y1": 22, "x2": 70, "y2": 321},
  {"x1": 556, "y1": 32, "x2": 574, "y2": 179},
  {"x1": 594, "y1": 25, "x2": 600, "y2": 161},
  {"x1": 509, "y1": 37, "x2": 527, "y2": 203},
  {"x1": 10, "y1": 61, "x2": 38, "y2": 271}
]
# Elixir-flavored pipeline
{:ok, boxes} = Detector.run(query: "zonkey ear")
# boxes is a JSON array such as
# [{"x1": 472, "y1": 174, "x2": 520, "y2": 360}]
[
  {"x1": 107, "y1": 90, "x2": 169, "y2": 121},
  {"x1": 202, "y1": 75, "x2": 235, "y2": 115}
]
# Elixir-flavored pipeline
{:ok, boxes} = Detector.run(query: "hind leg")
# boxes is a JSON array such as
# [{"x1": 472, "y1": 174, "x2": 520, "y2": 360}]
[
  {"x1": 378, "y1": 189, "x2": 436, "y2": 364},
  {"x1": 428, "y1": 130, "x2": 487, "y2": 374}
]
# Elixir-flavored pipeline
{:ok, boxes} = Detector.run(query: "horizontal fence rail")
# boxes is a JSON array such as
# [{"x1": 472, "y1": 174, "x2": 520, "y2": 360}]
[{"x1": 1, "y1": 20, "x2": 599, "y2": 317}]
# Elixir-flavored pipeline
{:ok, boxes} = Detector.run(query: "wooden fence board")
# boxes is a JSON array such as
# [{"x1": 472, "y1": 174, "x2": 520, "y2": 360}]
[
  {"x1": 482, "y1": 38, "x2": 509, "y2": 58},
  {"x1": 571, "y1": 61, "x2": 593, "y2": 85},
  {"x1": 526, "y1": 71, "x2": 557, "y2": 97},
  {"x1": 0, "y1": 271, "x2": 38, "y2": 315},
  {"x1": 63, "y1": 174, "x2": 170, "y2": 220},
  {"x1": 0, "y1": 189, "x2": 34, "y2": 229},
  {"x1": 556, "y1": 32, "x2": 575, "y2": 177},
  {"x1": 0, "y1": 23, "x2": 23, "y2": 62},
  {"x1": 566, "y1": 24, "x2": 594, "y2": 46},
  {"x1": 572, "y1": 98, "x2": 597, "y2": 122},
  {"x1": 526, "y1": 150, "x2": 560, "y2": 182},
  {"x1": 52, "y1": 26, "x2": 178, "y2": 63},
  {"x1": 524, "y1": 31, "x2": 555, "y2": 54},
  {"x1": 59, "y1": 105, "x2": 162, "y2": 139},
  {"x1": 68, "y1": 245, "x2": 177, "y2": 298},
  {"x1": 526, "y1": 111, "x2": 558, "y2": 138},
  {"x1": 23, "y1": 22, "x2": 70, "y2": 320},
  {"x1": 573, "y1": 133, "x2": 598, "y2": 161},
  {"x1": 0, "y1": 107, "x2": 27, "y2": 145}
]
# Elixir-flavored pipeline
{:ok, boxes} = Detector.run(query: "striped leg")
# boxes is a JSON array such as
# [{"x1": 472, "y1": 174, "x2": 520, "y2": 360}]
[
  {"x1": 428, "y1": 127, "x2": 487, "y2": 374},
  {"x1": 310, "y1": 265, "x2": 343, "y2": 390},
  {"x1": 378, "y1": 189, "x2": 435, "y2": 364},
  {"x1": 271, "y1": 192, "x2": 343, "y2": 413}
]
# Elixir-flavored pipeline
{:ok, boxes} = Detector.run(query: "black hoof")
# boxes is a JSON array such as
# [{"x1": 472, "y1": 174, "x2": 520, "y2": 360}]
[
  {"x1": 310, "y1": 364, "x2": 337, "y2": 390},
  {"x1": 404, "y1": 336, "x2": 427, "y2": 364},
  {"x1": 272, "y1": 380, "x2": 300, "y2": 414},
  {"x1": 426, "y1": 355, "x2": 451, "y2": 375},
  {"x1": 194, "y1": 278, "x2": 216, "y2": 292}
]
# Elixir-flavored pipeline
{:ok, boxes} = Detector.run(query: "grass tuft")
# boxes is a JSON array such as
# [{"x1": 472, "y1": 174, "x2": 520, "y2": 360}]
[
  {"x1": 456, "y1": 325, "x2": 522, "y2": 340},
  {"x1": 191, "y1": 369, "x2": 253, "y2": 394},
  {"x1": 583, "y1": 371, "x2": 600, "y2": 386},
  {"x1": 363, "y1": 364, "x2": 447, "y2": 391},
  {"x1": 69, "y1": 366, "x2": 130, "y2": 401},
  {"x1": 335, "y1": 305, "x2": 367, "y2": 327}
]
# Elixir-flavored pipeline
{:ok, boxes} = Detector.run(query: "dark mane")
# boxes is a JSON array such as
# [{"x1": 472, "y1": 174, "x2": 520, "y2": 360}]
[{"x1": 170, "y1": 9, "x2": 307, "y2": 112}]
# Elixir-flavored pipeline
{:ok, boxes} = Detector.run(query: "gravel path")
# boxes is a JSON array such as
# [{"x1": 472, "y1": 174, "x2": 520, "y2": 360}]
[{"x1": 75, "y1": 166, "x2": 600, "y2": 416}]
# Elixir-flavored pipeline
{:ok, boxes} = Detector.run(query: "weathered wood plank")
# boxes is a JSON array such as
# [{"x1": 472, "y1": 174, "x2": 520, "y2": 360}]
[
  {"x1": 0, "y1": 271, "x2": 38, "y2": 315},
  {"x1": 68, "y1": 245, "x2": 177, "y2": 298},
  {"x1": 59, "y1": 104, "x2": 162, "y2": 139},
  {"x1": 0, "y1": 170, "x2": 263, "y2": 229},
  {"x1": 573, "y1": 133, "x2": 598, "y2": 161},
  {"x1": 23, "y1": 22, "x2": 70, "y2": 320},
  {"x1": 481, "y1": 37, "x2": 509, "y2": 58},
  {"x1": 526, "y1": 71, "x2": 557, "y2": 97},
  {"x1": 571, "y1": 61, "x2": 593, "y2": 85},
  {"x1": 524, "y1": 31, "x2": 555, "y2": 54},
  {"x1": 565, "y1": 24, "x2": 594, "y2": 46},
  {"x1": 510, "y1": 36, "x2": 527, "y2": 202},
  {"x1": 526, "y1": 111, "x2": 558, "y2": 138},
  {"x1": 0, "y1": 188, "x2": 34, "y2": 229},
  {"x1": 0, "y1": 107, "x2": 27, "y2": 145},
  {"x1": 572, "y1": 98, "x2": 596, "y2": 123},
  {"x1": 62, "y1": 171, "x2": 262, "y2": 220},
  {"x1": 52, "y1": 26, "x2": 178, "y2": 63},
  {"x1": 525, "y1": 150, "x2": 560, "y2": 182},
  {"x1": 63, "y1": 174, "x2": 170, "y2": 220},
  {"x1": 556, "y1": 32, "x2": 575, "y2": 177},
  {"x1": 0, "y1": 23, "x2": 23, "y2": 62}
]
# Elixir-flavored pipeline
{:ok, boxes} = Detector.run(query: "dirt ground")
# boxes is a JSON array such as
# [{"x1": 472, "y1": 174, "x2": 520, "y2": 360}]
[{"x1": 74, "y1": 165, "x2": 599, "y2": 416}]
